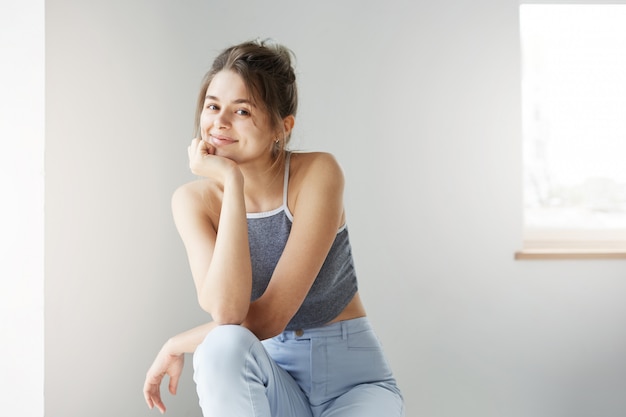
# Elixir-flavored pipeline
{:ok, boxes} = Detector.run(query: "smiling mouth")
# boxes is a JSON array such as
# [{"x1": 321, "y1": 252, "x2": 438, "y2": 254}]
[{"x1": 210, "y1": 135, "x2": 237, "y2": 146}]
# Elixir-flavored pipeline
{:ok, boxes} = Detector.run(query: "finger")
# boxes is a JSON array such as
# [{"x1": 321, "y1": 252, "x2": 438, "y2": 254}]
[
  {"x1": 144, "y1": 392, "x2": 153, "y2": 409},
  {"x1": 143, "y1": 381, "x2": 155, "y2": 408},
  {"x1": 197, "y1": 138, "x2": 215, "y2": 155},
  {"x1": 169, "y1": 373, "x2": 180, "y2": 395},
  {"x1": 143, "y1": 371, "x2": 166, "y2": 408},
  {"x1": 188, "y1": 138, "x2": 200, "y2": 156},
  {"x1": 149, "y1": 387, "x2": 166, "y2": 414},
  {"x1": 144, "y1": 388, "x2": 163, "y2": 412},
  {"x1": 156, "y1": 399, "x2": 166, "y2": 414}
]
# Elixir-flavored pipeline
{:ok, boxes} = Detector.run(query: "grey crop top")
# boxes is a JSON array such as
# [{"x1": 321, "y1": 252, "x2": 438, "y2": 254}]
[{"x1": 246, "y1": 153, "x2": 358, "y2": 330}]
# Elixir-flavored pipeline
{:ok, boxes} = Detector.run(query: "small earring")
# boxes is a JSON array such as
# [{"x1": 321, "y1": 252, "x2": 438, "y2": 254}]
[{"x1": 275, "y1": 138, "x2": 280, "y2": 144}]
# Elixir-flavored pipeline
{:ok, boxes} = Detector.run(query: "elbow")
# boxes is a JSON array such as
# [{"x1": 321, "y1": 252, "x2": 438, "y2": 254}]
[
  {"x1": 247, "y1": 306, "x2": 291, "y2": 340},
  {"x1": 211, "y1": 311, "x2": 247, "y2": 326},
  {"x1": 264, "y1": 322, "x2": 288, "y2": 339},
  {"x1": 199, "y1": 297, "x2": 249, "y2": 325}
]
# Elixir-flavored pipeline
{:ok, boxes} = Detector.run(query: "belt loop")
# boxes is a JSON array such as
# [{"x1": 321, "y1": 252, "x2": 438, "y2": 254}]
[
  {"x1": 342, "y1": 321, "x2": 348, "y2": 340},
  {"x1": 278, "y1": 332, "x2": 285, "y2": 342}
]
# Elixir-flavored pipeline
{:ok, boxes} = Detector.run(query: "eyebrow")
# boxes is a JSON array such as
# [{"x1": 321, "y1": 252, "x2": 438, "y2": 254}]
[{"x1": 205, "y1": 95, "x2": 256, "y2": 107}]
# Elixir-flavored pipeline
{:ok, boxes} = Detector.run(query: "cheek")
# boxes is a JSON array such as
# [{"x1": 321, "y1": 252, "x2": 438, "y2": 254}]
[{"x1": 199, "y1": 112, "x2": 212, "y2": 137}]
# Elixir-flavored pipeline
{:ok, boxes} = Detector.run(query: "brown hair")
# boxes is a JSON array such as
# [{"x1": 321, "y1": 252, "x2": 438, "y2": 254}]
[{"x1": 194, "y1": 39, "x2": 298, "y2": 165}]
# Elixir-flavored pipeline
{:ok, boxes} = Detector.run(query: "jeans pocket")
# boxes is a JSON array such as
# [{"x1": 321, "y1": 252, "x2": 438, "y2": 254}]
[{"x1": 347, "y1": 329, "x2": 382, "y2": 350}]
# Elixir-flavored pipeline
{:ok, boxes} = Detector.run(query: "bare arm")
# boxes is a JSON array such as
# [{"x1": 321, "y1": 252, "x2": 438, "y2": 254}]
[
  {"x1": 173, "y1": 138, "x2": 252, "y2": 324},
  {"x1": 144, "y1": 152, "x2": 347, "y2": 412},
  {"x1": 173, "y1": 152, "x2": 346, "y2": 340},
  {"x1": 143, "y1": 321, "x2": 218, "y2": 414},
  {"x1": 243, "y1": 152, "x2": 346, "y2": 339}
]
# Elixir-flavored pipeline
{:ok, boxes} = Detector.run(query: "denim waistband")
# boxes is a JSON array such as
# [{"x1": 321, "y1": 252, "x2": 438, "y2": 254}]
[{"x1": 274, "y1": 316, "x2": 370, "y2": 342}]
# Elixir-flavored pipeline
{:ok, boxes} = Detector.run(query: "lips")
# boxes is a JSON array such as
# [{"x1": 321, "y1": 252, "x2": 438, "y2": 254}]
[{"x1": 209, "y1": 134, "x2": 238, "y2": 146}]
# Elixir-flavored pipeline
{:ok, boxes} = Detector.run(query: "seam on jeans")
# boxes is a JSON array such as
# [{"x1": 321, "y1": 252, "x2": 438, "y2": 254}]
[
  {"x1": 245, "y1": 342, "x2": 260, "y2": 416},
  {"x1": 323, "y1": 339, "x2": 329, "y2": 397}
]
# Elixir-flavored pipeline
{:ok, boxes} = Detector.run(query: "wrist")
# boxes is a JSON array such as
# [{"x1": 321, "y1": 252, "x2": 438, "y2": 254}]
[
  {"x1": 163, "y1": 337, "x2": 184, "y2": 357},
  {"x1": 223, "y1": 166, "x2": 244, "y2": 189}
]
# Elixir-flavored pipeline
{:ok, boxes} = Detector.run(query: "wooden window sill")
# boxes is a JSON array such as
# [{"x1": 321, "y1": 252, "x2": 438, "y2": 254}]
[{"x1": 515, "y1": 249, "x2": 626, "y2": 260}]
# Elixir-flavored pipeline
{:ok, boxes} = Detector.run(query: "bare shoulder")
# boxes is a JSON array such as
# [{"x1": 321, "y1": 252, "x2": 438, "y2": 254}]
[
  {"x1": 290, "y1": 151, "x2": 344, "y2": 185},
  {"x1": 171, "y1": 179, "x2": 223, "y2": 223},
  {"x1": 288, "y1": 152, "x2": 345, "y2": 224}
]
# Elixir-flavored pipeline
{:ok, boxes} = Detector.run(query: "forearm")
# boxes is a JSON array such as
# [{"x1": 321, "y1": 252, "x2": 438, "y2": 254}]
[
  {"x1": 165, "y1": 321, "x2": 219, "y2": 356},
  {"x1": 200, "y1": 171, "x2": 252, "y2": 322},
  {"x1": 164, "y1": 310, "x2": 273, "y2": 355}
]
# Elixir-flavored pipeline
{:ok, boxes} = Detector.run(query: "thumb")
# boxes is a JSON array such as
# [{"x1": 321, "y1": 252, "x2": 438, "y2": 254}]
[
  {"x1": 199, "y1": 139, "x2": 216, "y2": 156},
  {"x1": 169, "y1": 374, "x2": 180, "y2": 396}
]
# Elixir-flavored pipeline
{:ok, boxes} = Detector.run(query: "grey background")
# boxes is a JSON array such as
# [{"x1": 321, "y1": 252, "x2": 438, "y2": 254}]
[{"x1": 45, "y1": 0, "x2": 626, "y2": 416}]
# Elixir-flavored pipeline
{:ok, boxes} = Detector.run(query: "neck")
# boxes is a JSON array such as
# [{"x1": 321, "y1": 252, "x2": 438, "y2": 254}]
[{"x1": 240, "y1": 157, "x2": 284, "y2": 213}]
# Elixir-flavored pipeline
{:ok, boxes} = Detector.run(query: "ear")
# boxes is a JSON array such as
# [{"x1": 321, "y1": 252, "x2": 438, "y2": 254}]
[{"x1": 281, "y1": 115, "x2": 295, "y2": 138}]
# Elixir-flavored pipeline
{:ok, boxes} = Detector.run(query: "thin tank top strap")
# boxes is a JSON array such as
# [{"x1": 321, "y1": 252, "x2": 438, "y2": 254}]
[{"x1": 282, "y1": 152, "x2": 291, "y2": 207}]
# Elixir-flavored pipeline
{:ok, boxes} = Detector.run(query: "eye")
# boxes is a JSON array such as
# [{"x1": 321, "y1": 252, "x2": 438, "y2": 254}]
[
  {"x1": 205, "y1": 104, "x2": 219, "y2": 111},
  {"x1": 236, "y1": 109, "x2": 250, "y2": 116}
]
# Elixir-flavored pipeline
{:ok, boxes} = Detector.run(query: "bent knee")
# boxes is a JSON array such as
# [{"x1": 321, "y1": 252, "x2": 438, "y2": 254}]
[{"x1": 193, "y1": 325, "x2": 258, "y2": 372}]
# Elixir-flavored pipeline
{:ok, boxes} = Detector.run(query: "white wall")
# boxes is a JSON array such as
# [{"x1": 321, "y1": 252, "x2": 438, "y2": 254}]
[
  {"x1": 1, "y1": 1, "x2": 44, "y2": 417},
  {"x1": 46, "y1": 1, "x2": 626, "y2": 417}
]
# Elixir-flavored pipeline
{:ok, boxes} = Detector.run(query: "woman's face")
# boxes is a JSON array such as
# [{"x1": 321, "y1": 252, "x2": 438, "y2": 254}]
[{"x1": 200, "y1": 70, "x2": 276, "y2": 164}]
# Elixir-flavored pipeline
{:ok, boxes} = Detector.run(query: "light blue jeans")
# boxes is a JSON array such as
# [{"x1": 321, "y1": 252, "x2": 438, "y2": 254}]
[{"x1": 193, "y1": 317, "x2": 404, "y2": 417}]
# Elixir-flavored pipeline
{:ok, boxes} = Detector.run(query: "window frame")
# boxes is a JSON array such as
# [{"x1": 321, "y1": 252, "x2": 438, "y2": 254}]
[{"x1": 517, "y1": 1, "x2": 626, "y2": 260}]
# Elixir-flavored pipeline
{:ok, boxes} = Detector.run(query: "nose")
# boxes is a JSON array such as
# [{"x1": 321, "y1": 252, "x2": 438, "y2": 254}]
[{"x1": 213, "y1": 111, "x2": 231, "y2": 129}]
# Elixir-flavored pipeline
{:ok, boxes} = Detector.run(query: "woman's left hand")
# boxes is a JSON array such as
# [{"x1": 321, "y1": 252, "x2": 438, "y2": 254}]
[
  {"x1": 143, "y1": 341, "x2": 184, "y2": 414},
  {"x1": 187, "y1": 138, "x2": 240, "y2": 183}
]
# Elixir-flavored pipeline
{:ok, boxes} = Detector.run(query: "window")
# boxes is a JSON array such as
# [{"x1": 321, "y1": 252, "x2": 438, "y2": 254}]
[{"x1": 518, "y1": 3, "x2": 626, "y2": 259}]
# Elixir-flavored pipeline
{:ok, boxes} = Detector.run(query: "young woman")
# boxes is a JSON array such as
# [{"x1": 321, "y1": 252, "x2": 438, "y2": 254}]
[{"x1": 143, "y1": 39, "x2": 404, "y2": 417}]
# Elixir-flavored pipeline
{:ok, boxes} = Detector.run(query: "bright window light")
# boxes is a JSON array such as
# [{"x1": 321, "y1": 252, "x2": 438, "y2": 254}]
[{"x1": 520, "y1": 4, "x2": 626, "y2": 251}]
